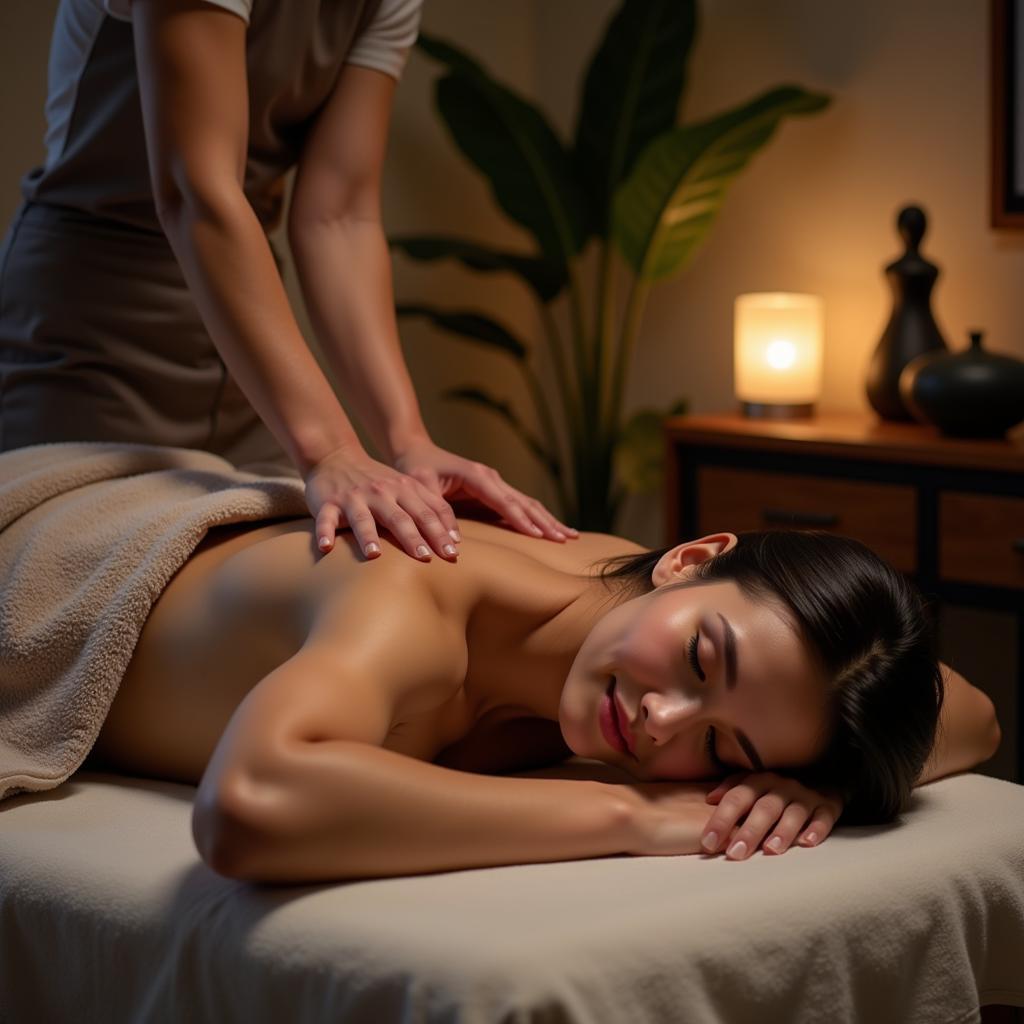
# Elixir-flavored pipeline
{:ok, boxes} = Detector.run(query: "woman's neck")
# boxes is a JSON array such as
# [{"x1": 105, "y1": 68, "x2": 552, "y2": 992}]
[{"x1": 457, "y1": 541, "x2": 637, "y2": 724}]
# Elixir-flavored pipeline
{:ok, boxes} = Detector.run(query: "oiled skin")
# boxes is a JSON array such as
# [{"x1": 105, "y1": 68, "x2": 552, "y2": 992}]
[{"x1": 87, "y1": 516, "x2": 643, "y2": 785}]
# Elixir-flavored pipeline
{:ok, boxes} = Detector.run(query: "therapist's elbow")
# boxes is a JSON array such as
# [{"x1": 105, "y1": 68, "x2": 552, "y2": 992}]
[
  {"x1": 287, "y1": 187, "x2": 381, "y2": 244},
  {"x1": 154, "y1": 176, "x2": 249, "y2": 234}
]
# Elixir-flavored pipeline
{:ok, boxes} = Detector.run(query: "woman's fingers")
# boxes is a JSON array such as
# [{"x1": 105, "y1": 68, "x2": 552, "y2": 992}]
[
  {"x1": 761, "y1": 802, "x2": 817, "y2": 855},
  {"x1": 720, "y1": 793, "x2": 789, "y2": 860},
  {"x1": 705, "y1": 771, "x2": 747, "y2": 804},
  {"x1": 700, "y1": 785, "x2": 759, "y2": 854},
  {"x1": 794, "y1": 805, "x2": 840, "y2": 849},
  {"x1": 699, "y1": 773, "x2": 842, "y2": 859}
]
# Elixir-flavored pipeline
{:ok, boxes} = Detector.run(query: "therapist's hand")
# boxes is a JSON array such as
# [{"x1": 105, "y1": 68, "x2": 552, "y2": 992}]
[
  {"x1": 303, "y1": 444, "x2": 462, "y2": 562},
  {"x1": 392, "y1": 437, "x2": 579, "y2": 543},
  {"x1": 700, "y1": 771, "x2": 844, "y2": 860}
]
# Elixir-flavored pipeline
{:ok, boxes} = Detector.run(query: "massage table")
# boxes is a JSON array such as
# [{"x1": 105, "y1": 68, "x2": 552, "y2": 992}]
[{"x1": 1, "y1": 759, "x2": 1023, "y2": 1024}]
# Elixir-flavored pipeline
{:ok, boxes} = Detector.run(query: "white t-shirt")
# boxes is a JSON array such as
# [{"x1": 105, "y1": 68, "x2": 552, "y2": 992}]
[
  {"x1": 102, "y1": 0, "x2": 422, "y2": 82},
  {"x1": 20, "y1": 0, "x2": 424, "y2": 231}
]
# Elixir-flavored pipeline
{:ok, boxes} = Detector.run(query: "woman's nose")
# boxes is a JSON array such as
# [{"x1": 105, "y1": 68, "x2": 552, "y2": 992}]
[{"x1": 640, "y1": 691, "x2": 703, "y2": 742}]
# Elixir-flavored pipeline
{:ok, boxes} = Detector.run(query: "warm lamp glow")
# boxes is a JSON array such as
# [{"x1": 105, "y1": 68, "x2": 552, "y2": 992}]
[{"x1": 734, "y1": 293, "x2": 823, "y2": 418}]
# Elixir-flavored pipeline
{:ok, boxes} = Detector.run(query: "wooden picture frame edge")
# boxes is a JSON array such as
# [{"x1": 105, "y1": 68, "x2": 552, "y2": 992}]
[{"x1": 991, "y1": 0, "x2": 1024, "y2": 227}]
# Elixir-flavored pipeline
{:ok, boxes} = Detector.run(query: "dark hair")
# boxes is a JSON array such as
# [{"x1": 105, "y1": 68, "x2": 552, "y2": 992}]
[{"x1": 590, "y1": 530, "x2": 945, "y2": 826}]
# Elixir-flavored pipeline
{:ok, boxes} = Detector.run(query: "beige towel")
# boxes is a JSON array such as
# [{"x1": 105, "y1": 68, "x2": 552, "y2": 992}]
[{"x1": 0, "y1": 442, "x2": 308, "y2": 802}]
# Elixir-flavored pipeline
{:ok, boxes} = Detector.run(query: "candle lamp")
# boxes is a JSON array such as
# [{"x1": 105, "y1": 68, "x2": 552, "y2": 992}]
[{"x1": 734, "y1": 292, "x2": 823, "y2": 418}]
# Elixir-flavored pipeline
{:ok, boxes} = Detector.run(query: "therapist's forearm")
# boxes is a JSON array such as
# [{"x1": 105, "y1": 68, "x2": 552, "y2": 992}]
[
  {"x1": 289, "y1": 215, "x2": 430, "y2": 463},
  {"x1": 159, "y1": 192, "x2": 361, "y2": 475}
]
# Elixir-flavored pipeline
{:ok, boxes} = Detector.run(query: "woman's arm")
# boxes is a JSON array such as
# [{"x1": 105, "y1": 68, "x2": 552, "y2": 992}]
[
  {"x1": 915, "y1": 661, "x2": 1002, "y2": 785},
  {"x1": 191, "y1": 572, "x2": 707, "y2": 881},
  {"x1": 203, "y1": 741, "x2": 638, "y2": 883}
]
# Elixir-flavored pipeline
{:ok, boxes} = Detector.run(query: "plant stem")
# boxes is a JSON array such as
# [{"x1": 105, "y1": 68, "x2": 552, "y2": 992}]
[
  {"x1": 594, "y1": 241, "x2": 617, "y2": 444},
  {"x1": 566, "y1": 260, "x2": 592, "y2": 419},
  {"x1": 609, "y1": 275, "x2": 652, "y2": 437},
  {"x1": 539, "y1": 303, "x2": 580, "y2": 446},
  {"x1": 520, "y1": 362, "x2": 572, "y2": 517}
]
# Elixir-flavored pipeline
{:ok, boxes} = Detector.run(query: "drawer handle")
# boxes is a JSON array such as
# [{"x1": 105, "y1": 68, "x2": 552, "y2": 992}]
[
  {"x1": 762, "y1": 508, "x2": 839, "y2": 528},
  {"x1": 1014, "y1": 538, "x2": 1024, "y2": 554}
]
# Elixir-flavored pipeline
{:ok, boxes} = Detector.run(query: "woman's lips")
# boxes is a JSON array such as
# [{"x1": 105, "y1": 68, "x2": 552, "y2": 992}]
[
  {"x1": 599, "y1": 678, "x2": 636, "y2": 759},
  {"x1": 612, "y1": 684, "x2": 636, "y2": 755}
]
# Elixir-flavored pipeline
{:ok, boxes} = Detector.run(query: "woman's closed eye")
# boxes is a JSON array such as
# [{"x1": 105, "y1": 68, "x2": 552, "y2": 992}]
[
  {"x1": 690, "y1": 631, "x2": 731, "y2": 774},
  {"x1": 687, "y1": 632, "x2": 705, "y2": 681}
]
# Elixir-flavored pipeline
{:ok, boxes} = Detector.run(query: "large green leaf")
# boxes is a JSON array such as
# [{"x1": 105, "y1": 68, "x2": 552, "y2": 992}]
[
  {"x1": 613, "y1": 399, "x2": 689, "y2": 494},
  {"x1": 442, "y1": 386, "x2": 557, "y2": 476},
  {"x1": 417, "y1": 34, "x2": 589, "y2": 265},
  {"x1": 388, "y1": 235, "x2": 566, "y2": 303},
  {"x1": 574, "y1": 0, "x2": 696, "y2": 236},
  {"x1": 612, "y1": 86, "x2": 830, "y2": 281},
  {"x1": 396, "y1": 304, "x2": 527, "y2": 360}
]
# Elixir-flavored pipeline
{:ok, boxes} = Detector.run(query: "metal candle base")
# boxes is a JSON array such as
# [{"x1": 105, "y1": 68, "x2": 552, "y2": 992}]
[{"x1": 739, "y1": 401, "x2": 816, "y2": 419}]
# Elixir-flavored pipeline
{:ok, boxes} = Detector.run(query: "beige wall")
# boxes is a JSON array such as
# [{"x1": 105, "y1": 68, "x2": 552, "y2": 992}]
[{"x1": 4, "y1": 0, "x2": 1024, "y2": 545}]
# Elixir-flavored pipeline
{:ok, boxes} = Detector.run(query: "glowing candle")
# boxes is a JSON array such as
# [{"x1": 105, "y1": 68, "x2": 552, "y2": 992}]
[{"x1": 734, "y1": 292, "x2": 823, "y2": 418}]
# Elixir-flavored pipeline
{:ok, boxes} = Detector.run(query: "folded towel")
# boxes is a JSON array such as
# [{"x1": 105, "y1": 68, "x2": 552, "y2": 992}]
[{"x1": 0, "y1": 442, "x2": 308, "y2": 802}]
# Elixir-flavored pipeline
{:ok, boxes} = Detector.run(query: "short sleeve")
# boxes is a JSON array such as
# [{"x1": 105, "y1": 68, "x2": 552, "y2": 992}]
[
  {"x1": 103, "y1": 0, "x2": 252, "y2": 25},
  {"x1": 344, "y1": 0, "x2": 423, "y2": 82}
]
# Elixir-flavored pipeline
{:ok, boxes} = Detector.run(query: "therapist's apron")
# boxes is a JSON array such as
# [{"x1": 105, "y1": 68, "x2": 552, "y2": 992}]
[{"x1": 0, "y1": 0, "x2": 383, "y2": 476}]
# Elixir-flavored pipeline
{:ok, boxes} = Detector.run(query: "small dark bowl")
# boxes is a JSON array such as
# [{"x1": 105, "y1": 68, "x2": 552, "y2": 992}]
[{"x1": 898, "y1": 330, "x2": 1024, "y2": 438}]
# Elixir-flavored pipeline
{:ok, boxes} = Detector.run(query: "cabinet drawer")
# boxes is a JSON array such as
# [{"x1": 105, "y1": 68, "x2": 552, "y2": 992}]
[
  {"x1": 695, "y1": 467, "x2": 917, "y2": 574},
  {"x1": 940, "y1": 492, "x2": 1024, "y2": 588}
]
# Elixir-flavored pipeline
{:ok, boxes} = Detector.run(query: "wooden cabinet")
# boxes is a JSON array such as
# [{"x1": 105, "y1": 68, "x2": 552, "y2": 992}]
[
  {"x1": 695, "y1": 466, "x2": 918, "y2": 573},
  {"x1": 940, "y1": 492, "x2": 1024, "y2": 589},
  {"x1": 664, "y1": 411, "x2": 1024, "y2": 782}
]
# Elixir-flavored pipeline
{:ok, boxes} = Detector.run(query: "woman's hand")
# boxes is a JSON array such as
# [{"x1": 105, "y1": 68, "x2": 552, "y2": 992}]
[
  {"x1": 620, "y1": 781, "x2": 722, "y2": 857},
  {"x1": 303, "y1": 444, "x2": 463, "y2": 561},
  {"x1": 701, "y1": 771, "x2": 844, "y2": 860},
  {"x1": 391, "y1": 437, "x2": 578, "y2": 543}
]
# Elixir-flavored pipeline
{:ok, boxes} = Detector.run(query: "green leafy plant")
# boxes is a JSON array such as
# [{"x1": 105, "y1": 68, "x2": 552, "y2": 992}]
[{"x1": 392, "y1": 0, "x2": 830, "y2": 531}]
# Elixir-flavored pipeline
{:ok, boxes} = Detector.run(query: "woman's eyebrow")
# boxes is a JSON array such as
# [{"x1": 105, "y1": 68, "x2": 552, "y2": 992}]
[{"x1": 717, "y1": 612, "x2": 765, "y2": 772}]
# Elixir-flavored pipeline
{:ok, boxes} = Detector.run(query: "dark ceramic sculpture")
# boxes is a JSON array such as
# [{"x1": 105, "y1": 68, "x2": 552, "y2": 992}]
[
  {"x1": 899, "y1": 329, "x2": 1024, "y2": 438},
  {"x1": 865, "y1": 205, "x2": 950, "y2": 421}
]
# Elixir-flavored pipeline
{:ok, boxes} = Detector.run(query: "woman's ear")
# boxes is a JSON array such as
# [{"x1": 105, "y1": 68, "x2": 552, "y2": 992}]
[{"x1": 651, "y1": 533, "x2": 738, "y2": 587}]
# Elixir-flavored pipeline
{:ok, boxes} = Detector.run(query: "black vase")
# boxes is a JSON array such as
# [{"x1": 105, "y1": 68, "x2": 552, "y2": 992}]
[
  {"x1": 865, "y1": 205, "x2": 950, "y2": 421},
  {"x1": 899, "y1": 330, "x2": 1024, "y2": 438}
]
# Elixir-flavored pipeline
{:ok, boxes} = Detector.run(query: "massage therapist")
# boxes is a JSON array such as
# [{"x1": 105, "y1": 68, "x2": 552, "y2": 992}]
[{"x1": 0, "y1": 0, "x2": 577, "y2": 562}]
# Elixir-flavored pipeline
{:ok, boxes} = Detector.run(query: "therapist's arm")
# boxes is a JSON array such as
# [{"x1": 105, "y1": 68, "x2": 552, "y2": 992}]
[
  {"x1": 131, "y1": 0, "x2": 359, "y2": 475},
  {"x1": 130, "y1": 1, "x2": 471, "y2": 566},
  {"x1": 915, "y1": 661, "x2": 1002, "y2": 785},
  {"x1": 288, "y1": 99, "x2": 580, "y2": 548},
  {"x1": 286, "y1": 63, "x2": 430, "y2": 463}
]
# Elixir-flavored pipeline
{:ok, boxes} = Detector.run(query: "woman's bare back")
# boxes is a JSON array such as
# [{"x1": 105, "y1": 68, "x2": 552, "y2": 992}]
[{"x1": 87, "y1": 515, "x2": 643, "y2": 785}]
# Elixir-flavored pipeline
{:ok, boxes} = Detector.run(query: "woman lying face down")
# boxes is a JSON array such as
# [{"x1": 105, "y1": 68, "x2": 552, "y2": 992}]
[{"x1": 90, "y1": 517, "x2": 998, "y2": 882}]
